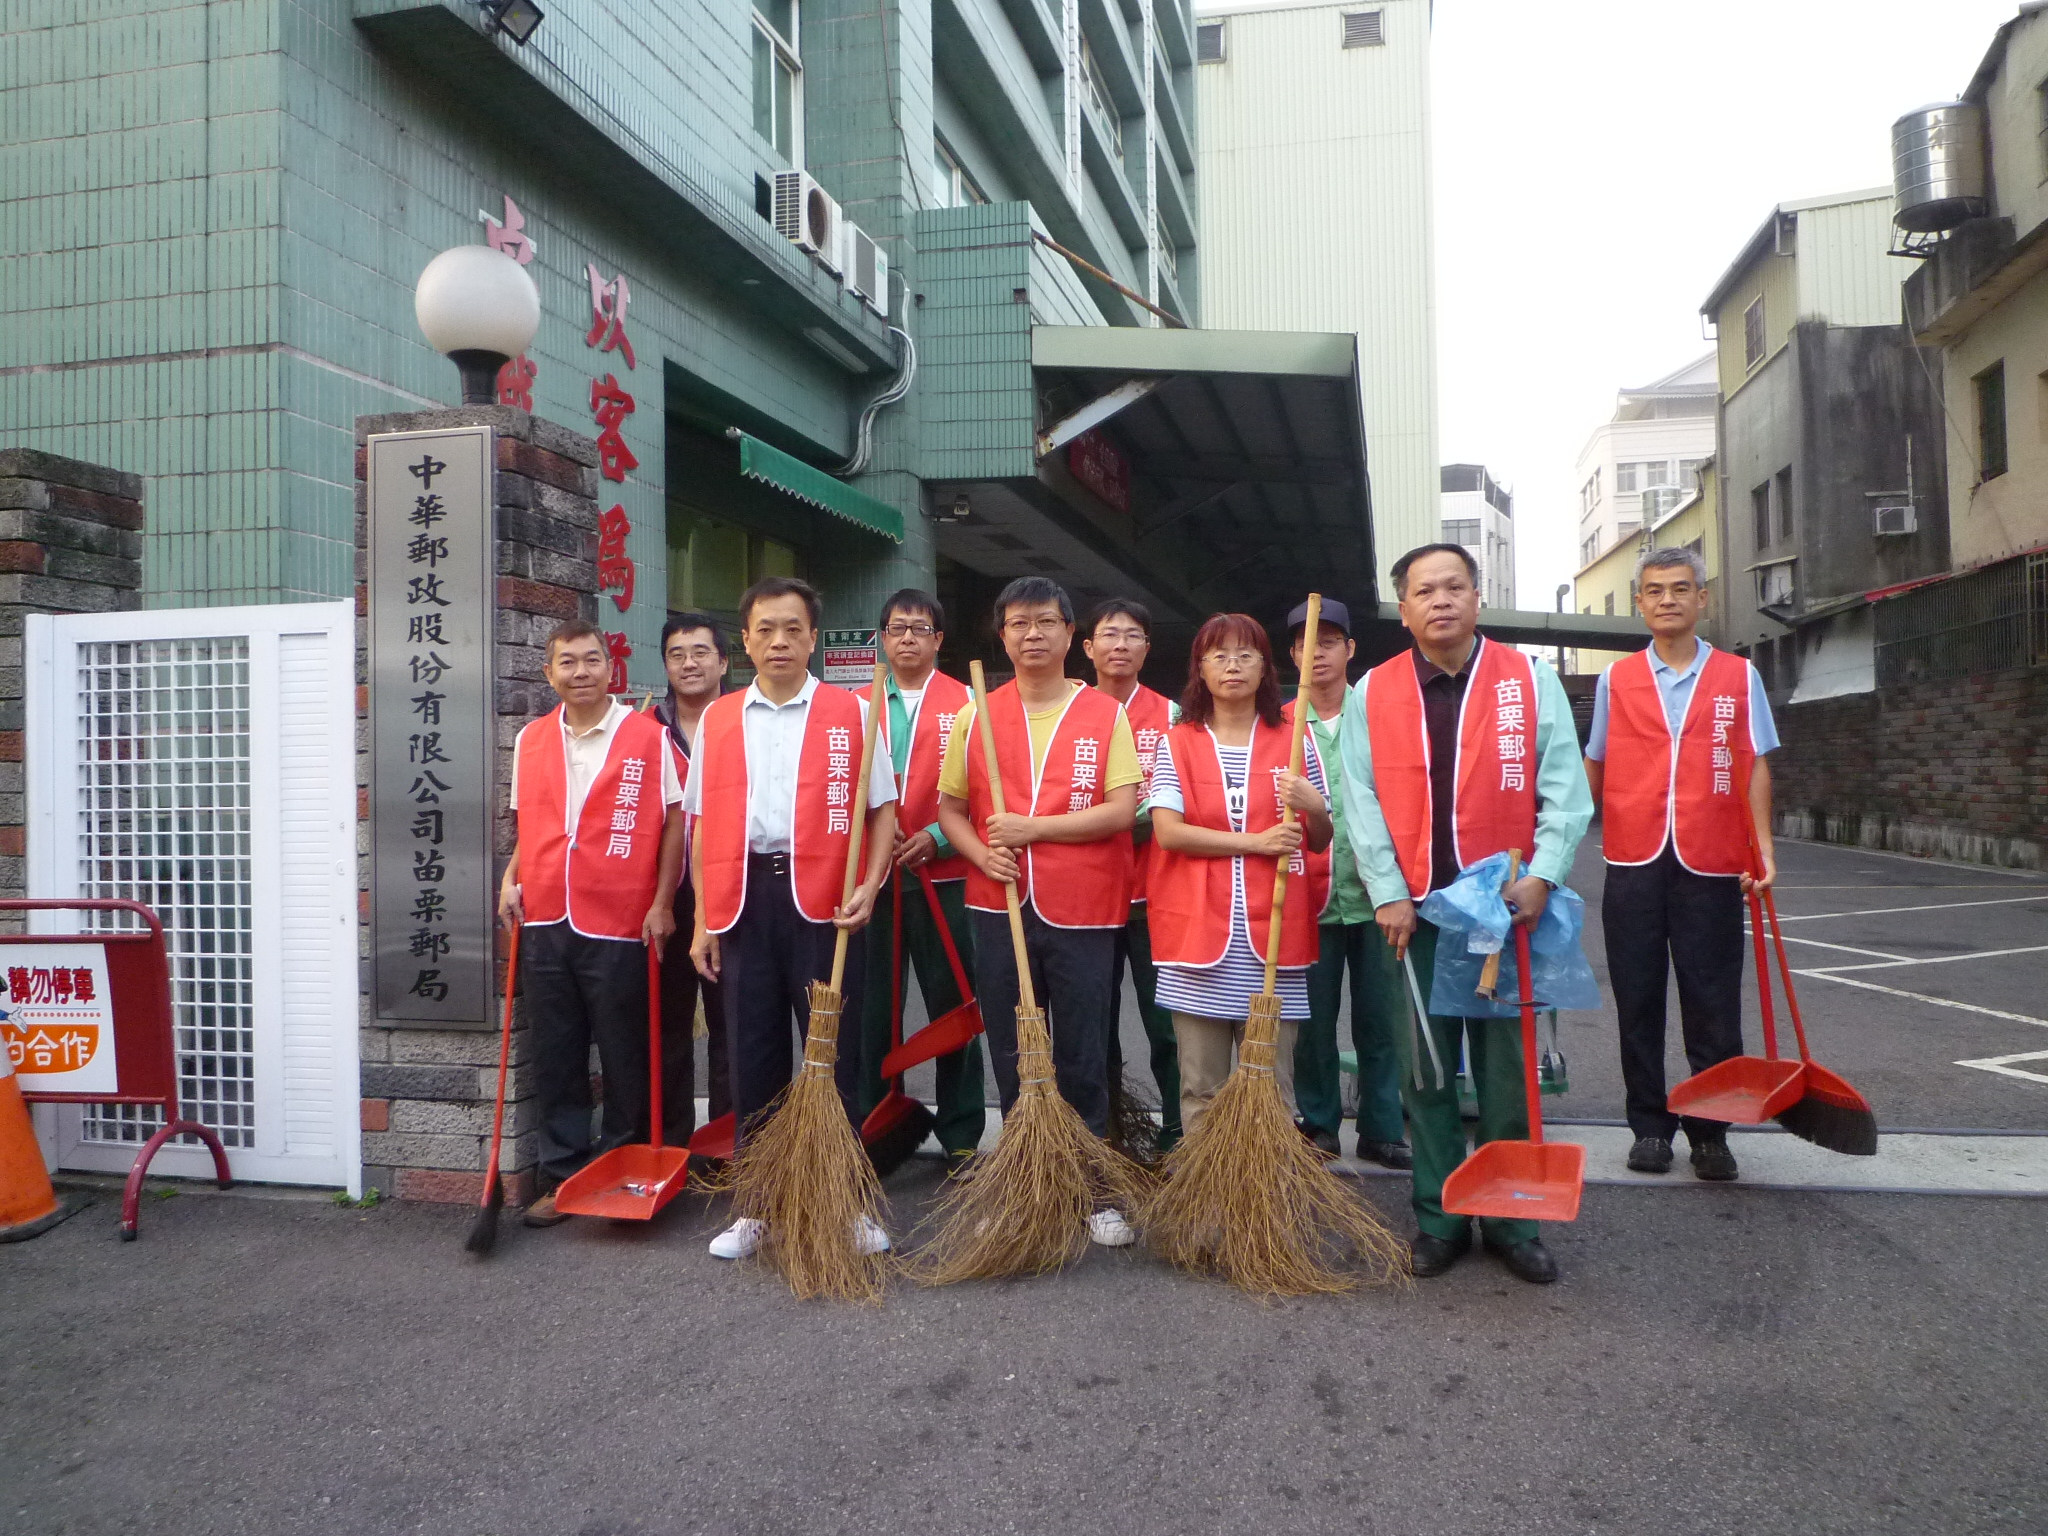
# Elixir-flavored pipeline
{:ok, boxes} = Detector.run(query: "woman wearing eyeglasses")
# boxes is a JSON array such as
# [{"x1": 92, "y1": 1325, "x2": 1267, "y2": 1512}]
[{"x1": 1145, "y1": 614, "x2": 1333, "y2": 1136}]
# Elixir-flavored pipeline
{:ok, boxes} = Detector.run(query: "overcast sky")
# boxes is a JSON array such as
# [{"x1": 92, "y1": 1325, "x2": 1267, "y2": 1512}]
[{"x1": 1430, "y1": 0, "x2": 2021, "y2": 611}]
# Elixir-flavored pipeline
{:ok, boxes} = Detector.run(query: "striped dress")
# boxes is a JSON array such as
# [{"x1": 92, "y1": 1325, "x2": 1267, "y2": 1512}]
[{"x1": 1145, "y1": 734, "x2": 1327, "y2": 1021}]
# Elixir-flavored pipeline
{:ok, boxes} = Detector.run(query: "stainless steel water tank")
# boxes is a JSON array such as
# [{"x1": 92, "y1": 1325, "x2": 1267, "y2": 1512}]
[{"x1": 1893, "y1": 102, "x2": 1988, "y2": 233}]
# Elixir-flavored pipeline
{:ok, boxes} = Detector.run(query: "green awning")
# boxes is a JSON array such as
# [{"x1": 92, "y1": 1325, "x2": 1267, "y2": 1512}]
[{"x1": 731, "y1": 430, "x2": 903, "y2": 543}]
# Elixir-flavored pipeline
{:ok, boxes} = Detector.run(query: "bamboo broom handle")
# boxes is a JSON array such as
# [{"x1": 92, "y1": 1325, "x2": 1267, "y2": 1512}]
[
  {"x1": 1260, "y1": 592, "x2": 1320, "y2": 996},
  {"x1": 968, "y1": 660, "x2": 1038, "y2": 1014},
  {"x1": 825, "y1": 658, "x2": 890, "y2": 995}
]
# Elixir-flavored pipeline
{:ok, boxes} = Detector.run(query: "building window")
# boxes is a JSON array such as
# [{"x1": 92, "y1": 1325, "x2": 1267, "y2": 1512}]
[
  {"x1": 752, "y1": 0, "x2": 802, "y2": 164},
  {"x1": 933, "y1": 136, "x2": 987, "y2": 208},
  {"x1": 669, "y1": 506, "x2": 800, "y2": 617},
  {"x1": 1680, "y1": 457, "x2": 1707, "y2": 488},
  {"x1": 1081, "y1": 36, "x2": 1122, "y2": 158},
  {"x1": 1751, "y1": 482, "x2": 1771, "y2": 549},
  {"x1": 1579, "y1": 468, "x2": 1601, "y2": 517},
  {"x1": 1743, "y1": 296, "x2": 1765, "y2": 369},
  {"x1": 1341, "y1": 10, "x2": 1384, "y2": 47},
  {"x1": 1977, "y1": 361, "x2": 2009, "y2": 480},
  {"x1": 1603, "y1": 592, "x2": 1614, "y2": 616},
  {"x1": 1197, "y1": 19, "x2": 1225, "y2": 62},
  {"x1": 1580, "y1": 535, "x2": 1598, "y2": 566},
  {"x1": 1443, "y1": 519, "x2": 1480, "y2": 545},
  {"x1": 1615, "y1": 462, "x2": 1639, "y2": 494},
  {"x1": 1644, "y1": 460, "x2": 1673, "y2": 489},
  {"x1": 1775, "y1": 466, "x2": 1794, "y2": 543}
]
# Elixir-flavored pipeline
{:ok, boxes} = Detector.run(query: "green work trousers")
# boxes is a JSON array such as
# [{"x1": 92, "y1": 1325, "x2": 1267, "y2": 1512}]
[
  {"x1": 1108, "y1": 907, "x2": 1181, "y2": 1144},
  {"x1": 857, "y1": 872, "x2": 987, "y2": 1156},
  {"x1": 1293, "y1": 920, "x2": 1408, "y2": 1146},
  {"x1": 1396, "y1": 917, "x2": 1538, "y2": 1247}
]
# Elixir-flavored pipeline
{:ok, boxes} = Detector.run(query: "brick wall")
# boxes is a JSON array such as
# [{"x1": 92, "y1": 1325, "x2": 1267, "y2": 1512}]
[
  {"x1": 0, "y1": 450, "x2": 145, "y2": 924},
  {"x1": 1772, "y1": 666, "x2": 2047, "y2": 870},
  {"x1": 353, "y1": 406, "x2": 600, "y2": 1204}
]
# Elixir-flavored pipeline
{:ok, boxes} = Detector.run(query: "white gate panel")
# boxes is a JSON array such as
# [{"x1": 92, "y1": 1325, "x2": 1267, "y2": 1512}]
[{"x1": 25, "y1": 603, "x2": 360, "y2": 1192}]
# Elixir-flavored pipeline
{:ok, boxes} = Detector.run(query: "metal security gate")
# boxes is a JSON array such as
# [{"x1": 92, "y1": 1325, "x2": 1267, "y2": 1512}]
[{"x1": 24, "y1": 604, "x2": 361, "y2": 1192}]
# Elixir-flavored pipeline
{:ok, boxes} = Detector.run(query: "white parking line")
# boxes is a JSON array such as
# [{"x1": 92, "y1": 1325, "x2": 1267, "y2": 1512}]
[
  {"x1": 1761, "y1": 933, "x2": 1910, "y2": 961},
  {"x1": 1811, "y1": 944, "x2": 2048, "y2": 975},
  {"x1": 1773, "y1": 894, "x2": 2048, "y2": 922},
  {"x1": 1956, "y1": 1050, "x2": 2048, "y2": 1087},
  {"x1": 1792, "y1": 969, "x2": 2048, "y2": 1030}
]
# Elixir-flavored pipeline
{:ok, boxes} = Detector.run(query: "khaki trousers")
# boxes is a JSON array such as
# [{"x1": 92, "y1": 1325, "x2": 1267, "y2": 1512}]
[{"x1": 1171, "y1": 1011, "x2": 1298, "y2": 1137}]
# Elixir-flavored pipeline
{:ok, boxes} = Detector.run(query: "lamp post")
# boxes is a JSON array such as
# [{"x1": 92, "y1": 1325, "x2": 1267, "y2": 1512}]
[
  {"x1": 1555, "y1": 581, "x2": 1571, "y2": 676},
  {"x1": 413, "y1": 245, "x2": 542, "y2": 405}
]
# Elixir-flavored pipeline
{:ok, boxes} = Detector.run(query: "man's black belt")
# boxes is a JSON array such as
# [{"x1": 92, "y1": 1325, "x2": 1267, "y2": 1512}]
[{"x1": 747, "y1": 851, "x2": 792, "y2": 877}]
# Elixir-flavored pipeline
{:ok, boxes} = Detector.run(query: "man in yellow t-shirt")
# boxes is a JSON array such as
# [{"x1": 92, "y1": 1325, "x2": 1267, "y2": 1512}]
[{"x1": 937, "y1": 577, "x2": 1142, "y2": 1245}]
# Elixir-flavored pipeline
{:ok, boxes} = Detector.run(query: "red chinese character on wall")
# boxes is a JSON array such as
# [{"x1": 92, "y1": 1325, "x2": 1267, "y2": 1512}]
[
  {"x1": 597, "y1": 504, "x2": 635, "y2": 613},
  {"x1": 585, "y1": 264, "x2": 636, "y2": 369},
  {"x1": 480, "y1": 195, "x2": 536, "y2": 265},
  {"x1": 71, "y1": 967, "x2": 94, "y2": 1003},
  {"x1": 496, "y1": 354, "x2": 536, "y2": 411},
  {"x1": 604, "y1": 630, "x2": 633, "y2": 694},
  {"x1": 590, "y1": 374, "x2": 639, "y2": 484},
  {"x1": 5, "y1": 967, "x2": 26, "y2": 1001}
]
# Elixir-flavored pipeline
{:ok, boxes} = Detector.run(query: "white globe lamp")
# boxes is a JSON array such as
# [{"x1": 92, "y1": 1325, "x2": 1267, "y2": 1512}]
[{"x1": 414, "y1": 245, "x2": 541, "y2": 405}]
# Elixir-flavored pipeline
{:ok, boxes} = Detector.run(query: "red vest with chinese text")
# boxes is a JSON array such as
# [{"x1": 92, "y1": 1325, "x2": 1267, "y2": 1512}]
[
  {"x1": 859, "y1": 671, "x2": 970, "y2": 884},
  {"x1": 1119, "y1": 683, "x2": 1173, "y2": 909},
  {"x1": 516, "y1": 707, "x2": 672, "y2": 941},
  {"x1": 695, "y1": 685, "x2": 868, "y2": 932},
  {"x1": 1599, "y1": 646, "x2": 1757, "y2": 876},
  {"x1": 1147, "y1": 721, "x2": 1331, "y2": 969},
  {"x1": 1361, "y1": 637, "x2": 1539, "y2": 900},
  {"x1": 962, "y1": 682, "x2": 1133, "y2": 928}
]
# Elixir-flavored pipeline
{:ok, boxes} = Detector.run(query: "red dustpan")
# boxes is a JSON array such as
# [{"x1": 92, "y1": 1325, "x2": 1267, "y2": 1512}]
[
  {"x1": 688, "y1": 1114, "x2": 735, "y2": 1162},
  {"x1": 1443, "y1": 921, "x2": 1586, "y2": 1223},
  {"x1": 555, "y1": 948, "x2": 690, "y2": 1220},
  {"x1": 877, "y1": 867, "x2": 984, "y2": 1078},
  {"x1": 1666, "y1": 884, "x2": 1805, "y2": 1123}
]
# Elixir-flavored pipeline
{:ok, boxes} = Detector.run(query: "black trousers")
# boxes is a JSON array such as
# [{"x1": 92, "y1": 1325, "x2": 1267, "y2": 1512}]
[
  {"x1": 719, "y1": 854, "x2": 865, "y2": 1145},
  {"x1": 970, "y1": 904, "x2": 1116, "y2": 1138},
  {"x1": 1602, "y1": 849, "x2": 1747, "y2": 1143},
  {"x1": 659, "y1": 872, "x2": 728, "y2": 1143},
  {"x1": 520, "y1": 921, "x2": 652, "y2": 1187}
]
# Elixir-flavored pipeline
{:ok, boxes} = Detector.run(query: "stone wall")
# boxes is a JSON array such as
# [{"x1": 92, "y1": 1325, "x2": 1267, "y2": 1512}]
[
  {"x1": 1772, "y1": 665, "x2": 2047, "y2": 870},
  {"x1": 0, "y1": 450, "x2": 145, "y2": 924},
  {"x1": 353, "y1": 407, "x2": 600, "y2": 1203}
]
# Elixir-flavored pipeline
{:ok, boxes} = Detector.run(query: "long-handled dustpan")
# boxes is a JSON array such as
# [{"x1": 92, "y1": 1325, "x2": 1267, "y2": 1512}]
[
  {"x1": 1442, "y1": 857, "x2": 1585, "y2": 1223},
  {"x1": 879, "y1": 867, "x2": 984, "y2": 1077},
  {"x1": 861, "y1": 873, "x2": 937, "y2": 1174},
  {"x1": 554, "y1": 947, "x2": 691, "y2": 1219},
  {"x1": 1759, "y1": 886, "x2": 1878, "y2": 1155}
]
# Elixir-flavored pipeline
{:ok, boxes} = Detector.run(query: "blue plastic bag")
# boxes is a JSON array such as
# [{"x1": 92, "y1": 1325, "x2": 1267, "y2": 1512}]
[{"x1": 1417, "y1": 852, "x2": 1603, "y2": 1017}]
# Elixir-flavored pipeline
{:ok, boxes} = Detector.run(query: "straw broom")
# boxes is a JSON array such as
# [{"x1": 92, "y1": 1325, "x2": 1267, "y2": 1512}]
[
  {"x1": 909, "y1": 661, "x2": 1151, "y2": 1283},
  {"x1": 1140, "y1": 594, "x2": 1407, "y2": 1297},
  {"x1": 728, "y1": 659, "x2": 893, "y2": 1303}
]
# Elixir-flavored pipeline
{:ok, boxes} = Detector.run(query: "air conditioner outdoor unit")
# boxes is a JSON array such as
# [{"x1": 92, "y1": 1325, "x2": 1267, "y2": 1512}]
[
  {"x1": 841, "y1": 222, "x2": 890, "y2": 318},
  {"x1": 772, "y1": 171, "x2": 844, "y2": 273},
  {"x1": 1873, "y1": 502, "x2": 1917, "y2": 536}
]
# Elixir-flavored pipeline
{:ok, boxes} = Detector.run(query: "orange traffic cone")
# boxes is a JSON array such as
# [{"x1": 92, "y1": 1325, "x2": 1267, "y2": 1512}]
[{"x1": 0, "y1": 1044, "x2": 65, "y2": 1242}]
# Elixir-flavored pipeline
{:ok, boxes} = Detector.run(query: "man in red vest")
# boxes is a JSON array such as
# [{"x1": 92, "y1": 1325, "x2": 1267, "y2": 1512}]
[
  {"x1": 936, "y1": 577, "x2": 1143, "y2": 1247},
  {"x1": 498, "y1": 619, "x2": 690, "y2": 1228},
  {"x1": 1343, "y1": 545, "x2": 1593, "y2": 1283},
  {"x1": 1585, "y1": 546, "x2": 1780, "y2": 1182},
  {"x1": 685, "y1": 577, "x2": 899, "y2": 1261},
  {"x1": 1082, "y1": 596, "x2": 1181, "y2": 1151},
  {"x1": 854, "y1": 588, "x2": 985, "y2": 1173}
]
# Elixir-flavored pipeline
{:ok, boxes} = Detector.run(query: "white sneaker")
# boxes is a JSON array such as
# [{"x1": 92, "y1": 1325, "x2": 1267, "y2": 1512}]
[
  {"x1": 708, "y1": 1217, "x2": 764, "y2": 1259},
  {"x1": 854, "y1": 1214, "x2": 892, "y2": 1255},
  {"x1": 1088, "y1": 1208, "x2": 1136, "y2": 1247}
]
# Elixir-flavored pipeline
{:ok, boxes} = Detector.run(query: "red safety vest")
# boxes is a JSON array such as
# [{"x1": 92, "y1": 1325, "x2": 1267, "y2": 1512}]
[
  {"x1": 1361, "y1": 637, "x2": 1539, "y2": 900},
  {"x1": 695, "y1": 684, "x2": 869, "y2": 932},
  {"x1": 962, "y1": 681, "x2": 1133, "y2": 928},
  {"x1": 516, "y1": 706, "x2": 675, "y2": 941},
  {"x1": 1117, "y1": 683, "x2": 1173, "y2": 909},
  {"x1": 859, "y1": 671, "x2": 970, "y2": 884},
  {"x1": 1147, "y1": 720, "x2": 1330, "y2": 968},
  {"x1": 1599, "y1": 646, "x2": 1758, "y2": 876}
]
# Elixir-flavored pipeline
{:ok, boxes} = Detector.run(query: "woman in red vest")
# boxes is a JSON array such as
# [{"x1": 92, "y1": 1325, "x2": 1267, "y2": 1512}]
[{"x1": 1146, "y1": 613, "x2": 1332, "y2": 1136}]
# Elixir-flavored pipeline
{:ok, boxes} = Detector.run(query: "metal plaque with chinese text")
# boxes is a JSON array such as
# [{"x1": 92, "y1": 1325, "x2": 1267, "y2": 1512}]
[{"x1": 369, "y1": 427, "x2": 495, "y2": 1026}]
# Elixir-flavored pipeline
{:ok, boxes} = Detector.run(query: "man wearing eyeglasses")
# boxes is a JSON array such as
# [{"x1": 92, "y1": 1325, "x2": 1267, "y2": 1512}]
[
  {"x1": 854, "y1": 589, "x2": 986, "y2": 1174},
  {"x1": 1082, "y1": 596, "x2": 1181, "y2": 1152},
  {"x1": 936, "y1": 577, "x2": 1143, "y2": 1246}
]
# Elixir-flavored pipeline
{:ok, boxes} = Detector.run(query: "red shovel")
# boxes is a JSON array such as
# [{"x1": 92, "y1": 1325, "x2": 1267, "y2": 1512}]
[
  {"x1": 878, "y1": 867, "x2": 984, "y2": 1078},
  {"x1": 554, "y1": 946, "x2": 691, "y2": 1220},
  {"x1": 1442, "y1": 869, "x2": 1586, "y2": 1223}
]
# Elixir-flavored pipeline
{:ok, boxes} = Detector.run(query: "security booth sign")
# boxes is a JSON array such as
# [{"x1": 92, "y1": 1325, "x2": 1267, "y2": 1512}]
[
  {"x1": 0, "y1": 944, "x2": 118, "y2": 1094},
  {"x1": 821, "y1": 629, "x2": 878, "y2": 685},
  {"x1": 368, "y1": 426, "x2": 496, "y2": 1027}
]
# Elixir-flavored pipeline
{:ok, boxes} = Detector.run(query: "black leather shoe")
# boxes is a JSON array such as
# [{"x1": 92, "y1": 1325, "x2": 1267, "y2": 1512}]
[
  {"x1": 1627, "y1": 1135, "x2": 1674, "y2": 1174},
  {"x1": 1360, "y1": 1139, "x2": 1414, "y2": 1170},
  {"x1": 1409, "y1": 1230, "x2": 1472, "y2": 1278},
  {"x1": 1690, "y1": 1139, "x2": 1739, "y2": 1182},
  {"x1": 1485, "y1": 1235, "x2": 1559, "y2": 1285}
]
